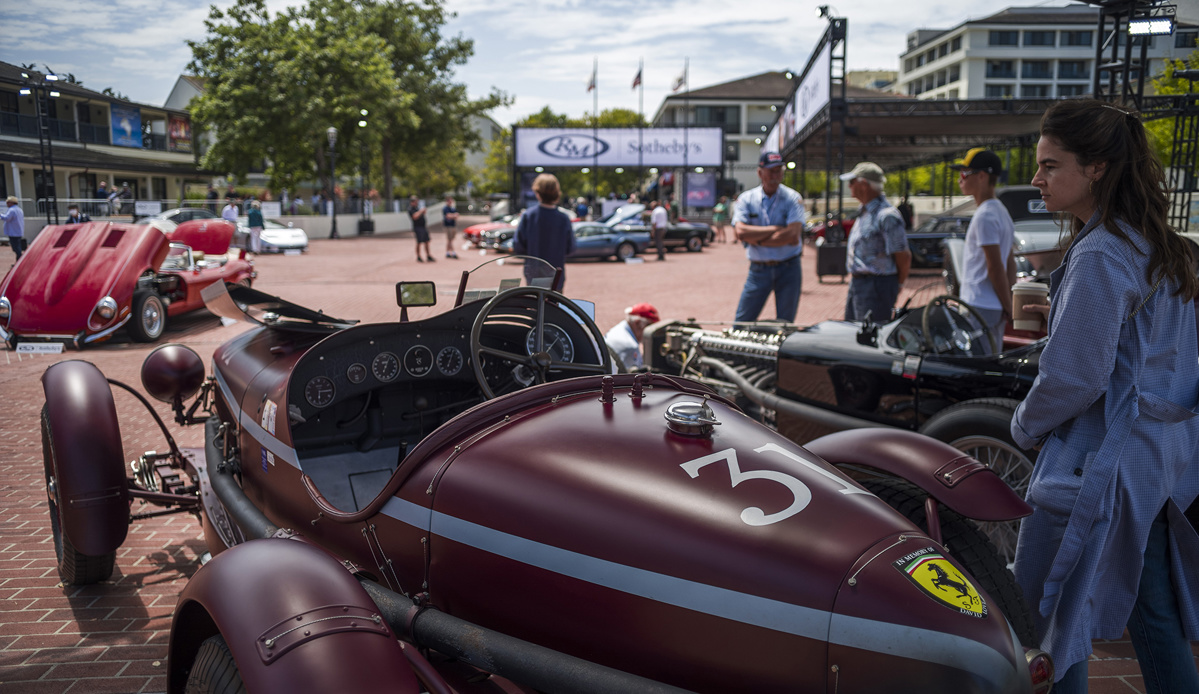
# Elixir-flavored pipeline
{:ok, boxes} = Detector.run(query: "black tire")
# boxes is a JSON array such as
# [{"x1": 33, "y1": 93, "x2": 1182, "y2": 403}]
[
  {"x1": 129, "y1": 290, "x2": 167, "y2": 342},
  {"x1": 185, "y1": 634, "x2": 247, "y2": 694},
  {"x1": 41, "y1": 405, "x2": 115, "y2": 584},
  {"x1": 919, "y1": 398, "x2": 1034, "y2": 568},
  {"x1": 615, "y1": 242, "x2": 636, "y2": 261},
  {"x1": 685, "y1": 234, "x2": 703, "y2": 252},
  {"x1": 862, "y1": 478, "x2": 1037, "y2": 648}
]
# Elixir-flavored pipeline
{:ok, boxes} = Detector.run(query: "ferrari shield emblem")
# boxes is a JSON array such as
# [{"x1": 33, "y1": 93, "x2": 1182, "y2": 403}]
[{"x1": 893, "y1": 547, "x2": 987, "y2": 618}]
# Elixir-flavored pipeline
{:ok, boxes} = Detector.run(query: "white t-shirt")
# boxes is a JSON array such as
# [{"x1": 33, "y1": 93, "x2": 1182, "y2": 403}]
[
  {"x1": 651, "y1": 206, "x2": 668, "y2": 230},
  {"x1": 604, "y1": 321, "x2": 642, "y2": 369},
  {"x1": 221, "y1": 204, "x2": 239, "y2": 223},
  {"x1": 960, "y1": 198, "x2": 1014, "y2": 311}
]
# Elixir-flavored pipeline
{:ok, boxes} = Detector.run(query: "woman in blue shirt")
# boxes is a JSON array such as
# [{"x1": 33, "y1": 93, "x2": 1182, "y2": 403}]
[{"x1": 1012, "y1": 99, "x2": 1199, "y2": 693}]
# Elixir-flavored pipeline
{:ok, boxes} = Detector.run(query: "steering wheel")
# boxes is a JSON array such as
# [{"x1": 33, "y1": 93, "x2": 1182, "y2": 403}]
[
  {"x1": 921, "y1": 295, "x2": 993, "y2": 356},
  {"x1": 470, "y1": 286, "x2": 612, "y2": 399}
]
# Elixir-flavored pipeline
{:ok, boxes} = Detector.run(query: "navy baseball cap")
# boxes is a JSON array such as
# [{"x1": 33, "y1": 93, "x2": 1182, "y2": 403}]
[{"x1": 758, "y1": 152, "x2": 784, "y2": 169}]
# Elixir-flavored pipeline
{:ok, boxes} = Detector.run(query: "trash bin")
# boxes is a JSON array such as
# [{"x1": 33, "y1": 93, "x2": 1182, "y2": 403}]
[
  {"x1": 814, "y1": 237, "x2": 847, "y2": 283},
  {"x1": 357, "y1": 219, "x2": 375, "y2": 235}
]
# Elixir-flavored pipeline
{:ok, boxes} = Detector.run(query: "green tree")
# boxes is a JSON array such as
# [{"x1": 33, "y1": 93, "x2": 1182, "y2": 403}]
[
  {"x1": 187, "y1": 0, "x2": 506, "y2": 201},
  {"x1": 1145, "y1": 44, "x2": 1199, "y2": 174}
]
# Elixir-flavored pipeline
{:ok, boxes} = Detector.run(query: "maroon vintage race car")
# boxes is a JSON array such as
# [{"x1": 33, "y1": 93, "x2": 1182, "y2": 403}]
[
  {"x1": 0, "y1": 218, "x2": 254, "y2": 349},
  {"x1": 38, "y1": 257, "x2": 1053, "y2": 693}
]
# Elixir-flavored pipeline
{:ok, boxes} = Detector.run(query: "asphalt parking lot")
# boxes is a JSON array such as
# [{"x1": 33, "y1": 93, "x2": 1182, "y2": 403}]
[{"x1": 0, "y1": 218, "x2": 1186, "y2": 693}]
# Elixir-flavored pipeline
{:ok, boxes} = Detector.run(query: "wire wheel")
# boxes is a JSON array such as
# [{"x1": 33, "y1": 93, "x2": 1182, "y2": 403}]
[{"x1": 948, "y1": 434, "x2": 1033, "y2": 568}]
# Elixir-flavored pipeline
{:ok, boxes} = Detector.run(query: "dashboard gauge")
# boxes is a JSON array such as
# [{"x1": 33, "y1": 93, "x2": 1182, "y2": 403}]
[
  {"x1": 437, "y1": 346, "x2": 464, "y2": 376},
  {"x1": 346, "y1": 362, "x2": 367, "y2": 384},
  {"x1": 304, "y1": 376, "x2": 336, "y2": 408},
  {"x1": 526, "y1": 323, "x2": 574, "y2": 363},
  {"x1": 404, "y1": 345, "x2": 434, "y2": 377},
  {"x1": 372, "y1": 352, "x2": 400, "y2": 382}
]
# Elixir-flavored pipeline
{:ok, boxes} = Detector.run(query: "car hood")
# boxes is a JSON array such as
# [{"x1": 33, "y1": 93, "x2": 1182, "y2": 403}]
[
  {"x1": 261, "y1": 227, "x2": 308, "y2": 245},
  {"x1": 1, "y1": 222, "x2": 170, "y2": 334}
]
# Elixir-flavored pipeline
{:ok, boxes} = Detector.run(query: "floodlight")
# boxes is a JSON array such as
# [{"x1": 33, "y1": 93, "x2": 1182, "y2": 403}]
[
  {"x1": 695, "y1": 167, "x2": 704, "y2": 173},
  {"x1": 615, "y1": 168, "x2": 624, "y2": 173},
  {"x1": 19, "y1": 88, "x2": 30, "y2": 95},
  {"x1": 49, "y1": 91, "x2": 60, "y2": 97},
  {"x1": 787, "y1": 162, "x2": 797, "y2": 170},
  {"x1": 358, "y1": 120, "x2": 367, "y2": 127},
  {"x1": 1128, "y1": 18, "x2": 1174, "y2": 36},
  {"x1": 45, "y1": 74, "x2": 58, "y2": 81}
]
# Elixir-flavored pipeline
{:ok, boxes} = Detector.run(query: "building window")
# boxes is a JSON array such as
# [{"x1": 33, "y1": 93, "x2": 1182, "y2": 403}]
[
  {"x1": 986, "y1": 60, "x2": 1015, "y2": 78},
  {"x1": 985, "y1": 84, "x2": 1014, "y2": 98},
  {"x1": 905, "y1": 58, "x2": 914, "y2": 72},
  {"x1": 1022, "y1": 60, "x2": 1052, "y2": 79},
  {"x1": 938, "y1": 43, "x2": 948, "y2": 58},
  {"x1": 925, "y1": 76, "x2": 935, "y2": 92},
  {"x1": 949, "y1": 64, "x2": 961, "y2": 82},
  {"x1": 1061, "y1": 30, "x2": 1092, "y2": 46},
  {"x1": 951, "y1": 36, "x2": 962, "y2": 51},
  {"x1": 1058, "y1": 60, "x2": 1089, "y2": 80},
  {"x1": 937, "y1": 70, "x2": 947, "y2": 87},
  {"x1": 0, "y1": 91, "x2": 17, "y2": 114},
  {"x1": 916, "y1": 54, "x2": 925, "y2": 67},
  {"x1": 908, "y1": 82, "x2": 919, "y2": 95},
  {"x1": 926, "y1": 49, "x2": 936, "y2": 64},
  {"x1": 948, "y1": 88, "x2": 960, "y2": 98},
  {"x1": 1022, "y1": 84, "x2": 1050, "y2": 98},
  {"x1": 1176, "y1": 31, "x2": 1198, "y2": 49},
  {"x1": 1058, "y1": 84, "x2": 1087, "y2": 97},
  {"x1": 990, "y1": 30, "x2": 1019, "y2": 46},
  {"x1": 1024, "y1": 31, "x2": 1055, "y2": 46}
]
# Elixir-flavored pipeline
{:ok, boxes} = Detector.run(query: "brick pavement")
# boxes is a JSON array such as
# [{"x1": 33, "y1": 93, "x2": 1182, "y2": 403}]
[{"x1": 0, "y1": 217, "x2": 1185, "y2": 692}]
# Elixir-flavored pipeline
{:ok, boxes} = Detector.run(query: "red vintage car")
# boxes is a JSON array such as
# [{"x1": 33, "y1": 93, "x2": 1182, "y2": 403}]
[
  {"x1": 0, "y1": 218, "x2": 254, "y2": 349},
  {"x1": 38, "y1": 257, "x2": 1052, "y2": 693}
]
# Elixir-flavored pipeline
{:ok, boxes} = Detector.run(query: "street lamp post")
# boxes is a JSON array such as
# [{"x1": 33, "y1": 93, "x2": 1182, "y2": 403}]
[
  {"x1": 357, "y1": 109, "x2": 373, "y2": 234},
  {"x1": 18, "y1": 70, "x2": 61, "y2": 225},
  {"x1": 327, "y1": 126, "x2": 339, "y2": 239}
]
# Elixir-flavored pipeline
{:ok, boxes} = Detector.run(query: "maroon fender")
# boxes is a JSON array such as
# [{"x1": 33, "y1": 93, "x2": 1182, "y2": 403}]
[
  {"x1": 40, "y1": 360, "x2": 130, "y2": 556},
  {"x1": 167, "y1": 537, "x2": 419, "y2": 694},
  {"x1": 804, "y1": 429, "x2": 1032, "y2": 522}
]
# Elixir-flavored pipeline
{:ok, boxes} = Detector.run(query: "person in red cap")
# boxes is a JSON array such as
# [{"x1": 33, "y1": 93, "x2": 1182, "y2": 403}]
[
  {"x1": 604, "y1": 303, "x2": 660, "y2": 370},
  {"x1": 731, "y1": 151, "x2": 805, "y2": 323}
]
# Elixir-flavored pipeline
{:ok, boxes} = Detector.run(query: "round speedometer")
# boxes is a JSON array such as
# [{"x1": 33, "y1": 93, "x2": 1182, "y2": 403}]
[
  {"x1": 526, "y1": 324, "x2": 574, "y2": 363},
  {"x1": 372, "y1": 352, "x2": 400, "y2": 382},
  {"x1": 304, "y1": 376, "x2": 336, "y2": 408},
  {"x1": 437, "y1": 346, "x2": 464, "y2": 376}
]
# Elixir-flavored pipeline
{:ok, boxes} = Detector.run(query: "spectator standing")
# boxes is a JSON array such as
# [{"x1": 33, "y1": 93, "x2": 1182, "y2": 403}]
[
  {"x1": 221, "y1": 198, "x2": 239, "y2": 224},
  {"x1": 65, "y1": 204, "x2": 91, "y2": 225},
  {"x1": 247, "y1": 200, "x2": 264, "y2": 254},
  {"x1": 950, "y1": 148, "x2": 1016, "y2": 351},
  {"x1": 732, "y1": 152, "x2": 805, "y2": 322},
  {"x1": 650, "y1": 200, "x2": 669, "y2": 261},
  {"x1": 96, "y1": 181, "x2": 109, "y2": 216},
  {"x1": 841, "y1": 162, "x2": 910, "y2": 323},
  {"x1": 513, "y1": 174, "x2": 574, "y2": 291},
  {"x1": 604, "y1": 303, "x2": 660, "y2": 370},
  {"x1": 409, "y1": 195, "x2": 432, "y2": 262},
  {"x1": 575, "y1": 196, "x2": 588, "y2": 221},
  {"x1": 442, "y1": 195, "x2": 459, "y2": 259},
  {"x1": 897, "y1": 196, "x2": 914, "y2": 231},
  {"x1": 1011, "y1": 99, "x2": 1199, "y2": 694},
  {"x1": 711, "y1": 195, "x2": 730, "y2": 243},
  {"x1": 1, "y1": 196, "x2": 25, "y2": 262},
  {"x1": 639, "y1": 202, "x2": 652, "y2": 227},
  {"x1": 206, "y1": 184, "x2": 219, "y2": 213},
  {"x1": 107, "y1": 185, "x2": 122, "y2": 216}
]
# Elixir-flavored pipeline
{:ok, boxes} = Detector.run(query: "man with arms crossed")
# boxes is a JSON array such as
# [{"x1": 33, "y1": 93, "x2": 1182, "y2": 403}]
[
  {"x1": 841, "y1": 162, "x2": 910, "y2": 323},
  {"x1": 733, "y1": 152, "x2": 805, "y2": 322},
  {"x1": 950, "y1": 148, "x2": 1016, "y2": 352}
]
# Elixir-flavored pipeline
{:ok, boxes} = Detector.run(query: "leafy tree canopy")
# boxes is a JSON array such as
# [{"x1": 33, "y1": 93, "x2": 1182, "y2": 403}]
[{"x1": 187, "y1": 0, "x2": 507, "y2": 196}]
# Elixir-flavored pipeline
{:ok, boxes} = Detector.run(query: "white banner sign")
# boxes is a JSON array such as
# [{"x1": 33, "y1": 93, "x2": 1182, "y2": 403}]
[
  {"x1": 17, "y1": 343, "x2": 64, "y2": 354},
  {"x1": 261, "y1": 201, "x2": 282, "y2": 218},
  {"x1": 134, "y1": 200, "x2": 162, "y2": 216},
  {"x1": 515, "y1": 127, "x2": 723, "y2": 168},
  {"x1": 793, "y1": 41, "x2": 831, "y2": 137}
]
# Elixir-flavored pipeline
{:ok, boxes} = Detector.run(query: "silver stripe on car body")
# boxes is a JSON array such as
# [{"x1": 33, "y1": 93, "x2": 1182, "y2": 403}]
[
  {"x1": 378, "y1": 495, "x2": 1021, "y2": 679},
  {"x1": 212, "y1": 364, "x2": 300, "y2": 468}
]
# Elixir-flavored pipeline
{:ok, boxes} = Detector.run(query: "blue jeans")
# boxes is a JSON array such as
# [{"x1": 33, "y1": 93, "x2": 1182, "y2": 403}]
[
  {"x1": 1054, "y1": 509, "x2": 1199, "y2": 694},
  {"x1": 844, "y1": 274, "x2": 899, "y2": 323},
  {"x1": 734, "y1": 257, "x2": 801, "y2": 322},
  {"x1": 7, "y1": 236, "x2": 25, "y2": 261}
]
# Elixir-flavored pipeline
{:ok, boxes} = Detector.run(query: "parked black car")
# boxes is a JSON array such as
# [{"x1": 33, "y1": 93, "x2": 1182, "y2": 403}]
[{"x1": 643, "y1": 298, "x2": 1043, "y2": 565}]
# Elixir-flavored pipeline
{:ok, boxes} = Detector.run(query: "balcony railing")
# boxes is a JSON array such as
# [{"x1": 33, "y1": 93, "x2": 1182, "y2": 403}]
[{"x1": 0, "y1": 112, "x2": 168, "y2": 149}]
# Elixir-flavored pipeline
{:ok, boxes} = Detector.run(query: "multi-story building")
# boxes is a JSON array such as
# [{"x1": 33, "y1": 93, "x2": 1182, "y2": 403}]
[
  {"x1": 0, "y1": 61, "x2": 205, "y2": 230},
  {"x1": 897, "y1": 5, "x2": 1197, "y2": 101}
]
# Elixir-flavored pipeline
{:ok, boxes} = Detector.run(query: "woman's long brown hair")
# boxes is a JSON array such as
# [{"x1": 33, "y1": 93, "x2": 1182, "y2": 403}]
[{"x1": 1040, "y1": 98, "x2": 1197, "y2": 300}]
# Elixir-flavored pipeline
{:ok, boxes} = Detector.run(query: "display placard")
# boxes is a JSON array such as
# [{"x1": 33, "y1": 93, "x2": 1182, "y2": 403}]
[{"x1": 515, "y1": 128, "x2": 723, "y2": 168}]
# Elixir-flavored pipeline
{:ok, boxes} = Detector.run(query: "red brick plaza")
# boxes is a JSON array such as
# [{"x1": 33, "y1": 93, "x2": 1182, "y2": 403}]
[{"x1": 0, "y1": 219, "x2": 1184, "y2": 692}]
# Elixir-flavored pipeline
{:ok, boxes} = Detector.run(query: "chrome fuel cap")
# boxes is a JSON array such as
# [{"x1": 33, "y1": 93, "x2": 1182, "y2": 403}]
[{"x1": 664, "y1": 400, "x2": 720, "y2": 437}]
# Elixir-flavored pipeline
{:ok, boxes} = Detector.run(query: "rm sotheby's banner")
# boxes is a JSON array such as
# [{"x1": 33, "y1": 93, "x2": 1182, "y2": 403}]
[{"x1": 514, "y1": 128, "x2": 723, "y2": 168}]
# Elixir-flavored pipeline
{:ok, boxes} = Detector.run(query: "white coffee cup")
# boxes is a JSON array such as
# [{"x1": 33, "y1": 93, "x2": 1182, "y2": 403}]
[{"x1": 1011, "y1": 282, "x2": 1050, "y2": 331}]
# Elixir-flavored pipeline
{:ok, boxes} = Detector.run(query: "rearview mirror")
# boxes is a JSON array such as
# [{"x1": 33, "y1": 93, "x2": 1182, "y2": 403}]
[{"x1": 396, "y1": 281, "x2": 437, "y2": 308}]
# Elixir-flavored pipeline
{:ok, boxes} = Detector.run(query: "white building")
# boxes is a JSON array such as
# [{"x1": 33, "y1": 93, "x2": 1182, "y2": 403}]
[{"x1": 897, "y1": 5, "x2": 1198, "y2": 100}]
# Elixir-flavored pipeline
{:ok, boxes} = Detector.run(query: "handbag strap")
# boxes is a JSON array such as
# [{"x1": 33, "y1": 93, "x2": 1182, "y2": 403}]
[{"x1": 1127, "y1": 276, "x2": 1164, "y2": 321}]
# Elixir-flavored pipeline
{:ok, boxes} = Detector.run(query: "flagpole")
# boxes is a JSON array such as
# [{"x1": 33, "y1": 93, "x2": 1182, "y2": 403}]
[
  {"x1": 683, "y1": 57, "x2": 689, "y2": 218},
  {"x1": 638, "y1": 58, "x2": 644, "y2": 190},
  {"x1": 592, "y1": 56, "x2": 598, "y2": 207}
]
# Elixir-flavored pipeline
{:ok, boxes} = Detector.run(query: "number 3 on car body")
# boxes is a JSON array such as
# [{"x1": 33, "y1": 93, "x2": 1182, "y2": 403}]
[{"x1": 680, "y1": 443, "x2": 873, "y2": 526}]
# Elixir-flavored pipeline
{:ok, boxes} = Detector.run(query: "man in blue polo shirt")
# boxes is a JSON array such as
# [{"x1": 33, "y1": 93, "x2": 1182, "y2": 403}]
[
  {"x1": 841, "y1": 161, "x2": 910, "y2": 323},
  {"x1": 732, "y1": 152, "x2": 805, "y2": 322}
]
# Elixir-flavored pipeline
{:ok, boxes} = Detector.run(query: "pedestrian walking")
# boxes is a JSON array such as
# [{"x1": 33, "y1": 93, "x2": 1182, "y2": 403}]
[
  {"x1": 712, "y1": 195, "x2": 730, "y2": 243},
  {"x1": 1, "y1": 196, "x2": 25, "y2": 262},
  {"x1": 732, "y1": 152, "x2": 805, "y2": 323},
  {"x1": 247, "y1": 200, "x2": 264, "y2": 254},
  {"x1": 1011, "y1": 98, "x2": 1199, "y2": 694},
  {"x1": 442, "y1": 195, "x2": 459, "y2": 259},
  {"x1": 650, "y1": 200, "x2": 669, "y2": 261},
  {"x1": 841, "y1": 162, "x2": 910, "y2": 323}
]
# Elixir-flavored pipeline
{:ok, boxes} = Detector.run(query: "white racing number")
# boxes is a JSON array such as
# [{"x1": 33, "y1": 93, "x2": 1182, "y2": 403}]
[{"x1": 680, "y1": 444, "x2": 872, "y2": 527}]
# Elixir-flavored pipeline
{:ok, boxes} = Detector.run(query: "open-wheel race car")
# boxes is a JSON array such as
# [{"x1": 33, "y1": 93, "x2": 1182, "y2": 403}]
[
  {"x1": 0, "y1": 217, "x2": 254, "y2": 349},
  {"x1": 643, "y1": 293, "x2": 1044, "y2": 568},
  {"x1": 40, "y1": 257, "x2": 1052, "y2": 693}
]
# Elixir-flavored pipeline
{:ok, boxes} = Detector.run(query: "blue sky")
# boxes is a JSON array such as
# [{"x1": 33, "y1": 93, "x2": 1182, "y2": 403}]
[{"x1": 1, "y1": 0, "x2": 1075, "y2": 125}]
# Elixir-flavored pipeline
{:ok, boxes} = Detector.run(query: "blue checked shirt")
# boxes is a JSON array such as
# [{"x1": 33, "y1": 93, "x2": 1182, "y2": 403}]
[
  {"x1": 846, "y1": 194, "x2": 906, "y2": 275},
  {"x1": 1011, "y1": 212, "x2": 1199, "y2": 677},
  {"x1": 731, "y1": 184, "x2": 804, "y2": 262}
]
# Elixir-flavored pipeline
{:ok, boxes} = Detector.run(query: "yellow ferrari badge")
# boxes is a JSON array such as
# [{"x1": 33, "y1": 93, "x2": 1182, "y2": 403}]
[{"x1": 893, "y1": 547, "x2": 987, "y2": 618}]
